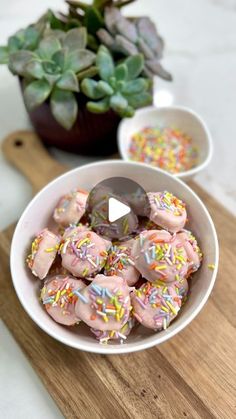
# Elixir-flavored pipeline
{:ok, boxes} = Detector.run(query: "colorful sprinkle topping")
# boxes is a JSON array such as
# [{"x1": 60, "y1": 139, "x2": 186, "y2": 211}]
[
  {"x1": 149, "y1": 191, "x2": 186, "y2": 216},
  {"x1": 104, "y1": 244, "x2": 135, "y2": 276},
  {"x1": 129, "y1": 126, "x2": 198, "y2": 174},
  {"x1": 133, "y1": 282, "x2": 183, "y2": 330}
]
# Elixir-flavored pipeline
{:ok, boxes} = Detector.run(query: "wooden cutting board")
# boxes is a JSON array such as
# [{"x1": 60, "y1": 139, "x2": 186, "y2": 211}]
[{"x1": 0, "y1": 131, "x2": 236, "y2": 419}]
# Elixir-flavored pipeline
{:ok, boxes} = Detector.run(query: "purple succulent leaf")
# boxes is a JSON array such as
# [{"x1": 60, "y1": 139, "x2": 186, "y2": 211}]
[
  {"x1": 136, "y1": 38, "x2": 155, "y2": 60},
  {"x1": 97, "y1": 28, "x2": 115, "y2": 49},
  {"x1": 115, "y1": 15, "x2": 138, "y2": 43},
  {"x1": 115, "y1": 35, "x2": 139, "y2": 56},
  {"x1": 104, "y1": 6, "x2": 121, "y2": 35},
  {"x1": 145, "y1": 59, "x2": 172, "y2": 81},
  {"x1": 136, "y1": 17, "x2": 164, "y2": 58}
]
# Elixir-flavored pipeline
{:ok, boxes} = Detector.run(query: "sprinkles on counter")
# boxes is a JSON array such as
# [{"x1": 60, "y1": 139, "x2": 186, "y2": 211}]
[
  {"x1": 25, "y1": 186, "x2": 205, "y2": 344},
  {"x1": 129, "y1": 126, "x2": 199, "y2": 174}
]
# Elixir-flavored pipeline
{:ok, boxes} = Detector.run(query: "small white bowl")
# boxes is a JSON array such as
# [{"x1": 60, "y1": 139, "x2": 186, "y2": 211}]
[
  {"x1": 118, "y1": 106, "x2": 213, "y2": 181},
  {"x1": 11, "y1": 160, "x2": 218, "y2": 354}
]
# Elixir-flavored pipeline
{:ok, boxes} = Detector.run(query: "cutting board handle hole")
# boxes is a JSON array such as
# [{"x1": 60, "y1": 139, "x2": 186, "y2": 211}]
[{"x1": 14, "y1": 139, "x2": 23, "y2": 147}]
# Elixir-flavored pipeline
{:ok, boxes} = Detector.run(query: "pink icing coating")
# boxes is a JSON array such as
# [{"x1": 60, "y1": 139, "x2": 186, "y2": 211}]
[
  {"x1": 53, "y1": 190, "x2": 88, "y2": 227},
  {"x1": 131, "y1": 281, "x2": 184, "y2": 330},
  {"x1": 177, "y1": 230, "x2": 202, "y2": 273},
  {"x1": 60, "y1": 230, "x2": 111, "y2": 278},
  {"x1": 27, "y1": 228, "x2": 60, "y2": 280},
  {"x1": 148, "y1": 191, "x2": 187, "y2": 233},
  {"x1": 41, "y1": 275, "x2": 86, "y2": 325},
  {"x1": 132, "y1": 230, "x2": 189, "y2": 283},
  {"x1": 75, "y1": 274, "x2": 131, "y2": 331}
]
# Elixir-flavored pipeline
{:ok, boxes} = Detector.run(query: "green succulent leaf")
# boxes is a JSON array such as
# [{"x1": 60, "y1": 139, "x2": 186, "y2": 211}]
[
  {"x1": 66, "y1": 49, "x2": 96, "y2": 73},
  {"x1": 126, "y1": 91, "x2": 152, "y2": 109},
  {"x1": 24, "y1": 60, "x2": 44, "y2": 79},
  {"x1": 97, "y1": 80, "x2": 114, "y2": 96},
  {"x1": 52, "y1": 49, "x2": 67, "y2": 71},
  {"x1": 77, "y1": 65, "x2": 98, "y2": 80},
  {"x1": 114, "y1": 63, "x2": 128, "y2": 81},
  {"x1": 47, "y1": 9, "x2": 65, "y2": 30},
  {"x1": 84, "y1": 6, "x2": 104, "y2": 36},
  {"x1": 87, "y1": 98, "x2": 110, "y2": 113},
  {"x1": 122, "y1": 105, "x2": 135, "y2": 117},
  {"x1": 44, "y1": 74, "x2": 61, "y2": 86},
  {"x1": 56, "y1": 70, "x2": 79, "y2": 92},
  {"x1": 23, "y1": 26, "x2": 40, "y2": 50},
  {"x1": 110, "y1": 93, "x2": 128, "y2": 114},
  {"x1": 42, "y1": 60, "x2": 61, "y2": 74},
  {"x1": 124, "y1": 54, "x2": 144, "y2": 80},
  {"x1": 81, "y1": 78, "x2": 105, "y2": 99},
  {"x1": 8, "y1": 36, "x2": 22, "y2": 53},
  {"x1": 38, "y1": 36, "x2": 61, "y2": 60},
  {"x1": 8, "y1": 50, "x2": 36, "y2": 76},
  {"x1": 24, "y1": 79, "x2": 52, "y2": 110},
  {"x1": 0, "y1": 46, "x2": 9, "y2": 64},
  {"x1": 96, "y1": 45, "x2": 114, "y2": 81},
  {"x1": 87, "y1": 34, "x2": 99, "y2": 51},
  {"x1": 63, "y1": 28, "x2": 87, "y2": 51},
  {"x1": 50, "y1": 88, "x2": 78, "y2": 130},
  {"x1": 121, "y1": 78, "x2": 149, "y2": 95}
]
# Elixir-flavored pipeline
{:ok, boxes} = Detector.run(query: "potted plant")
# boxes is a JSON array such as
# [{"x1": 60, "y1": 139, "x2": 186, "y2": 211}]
[{"x1": 0, "y1": 0, "x2": 172, "y2": 155}]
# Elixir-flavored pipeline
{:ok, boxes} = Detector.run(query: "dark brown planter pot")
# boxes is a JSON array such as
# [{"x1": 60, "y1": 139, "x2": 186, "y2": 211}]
[{"x1": 20, "y1": 81, "x2": 121, "y2": 156}]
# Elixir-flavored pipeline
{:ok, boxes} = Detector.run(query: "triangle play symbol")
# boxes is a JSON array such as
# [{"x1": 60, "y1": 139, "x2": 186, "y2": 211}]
[{"x1": 108, "y1": 197, "x2": 131, "y2": 223}]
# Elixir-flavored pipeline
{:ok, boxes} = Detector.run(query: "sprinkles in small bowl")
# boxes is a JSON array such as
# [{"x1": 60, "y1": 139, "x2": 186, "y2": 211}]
[{"x1": 128, "y1": 126, "x2": 199, "y2": 174}]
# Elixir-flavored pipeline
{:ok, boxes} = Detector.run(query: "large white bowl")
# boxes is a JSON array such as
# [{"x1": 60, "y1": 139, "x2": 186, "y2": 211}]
[
  {"x1": 11, "y1": 160, "x2": 219, "y2": 354},
  {"x1": 118, "y1": 106, "x2": 213, "y2": 181}
]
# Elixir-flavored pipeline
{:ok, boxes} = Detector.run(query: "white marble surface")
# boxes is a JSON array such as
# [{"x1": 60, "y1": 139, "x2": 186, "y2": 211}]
[{"x1": 0, "y1": 1, "x2": 235, "y2": 418}]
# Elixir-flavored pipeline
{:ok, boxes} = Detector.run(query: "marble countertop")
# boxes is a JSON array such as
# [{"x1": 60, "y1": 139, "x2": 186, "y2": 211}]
[{"x1": 0, "y1": 0, "x2": 235, "y2": 418}]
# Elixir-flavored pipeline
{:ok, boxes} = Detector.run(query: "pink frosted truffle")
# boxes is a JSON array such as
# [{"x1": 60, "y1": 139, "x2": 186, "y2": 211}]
[
  {"x1": 60, "y1": 230, "x2": 111, "y2": 278},
  {"x1": 104, "y1": 239, "x2": 140, "y2": 286},
  {"x1": 131, "y1": 230, "x2": 189, "y2": 283},
  {"x1": 148, "y1": 191, "x2": 187, "y2": 233},
  {"x1": 75, "y1": 274, "x2": 131, "y2": 331},
  {"x1": 41, "y1": 275, "x2": 86, "y2": 326},
  {"x1": 53, "y1": 189, "x2": 88, "y2": 227},
  {"x1": 27, "y1": 228, "x2": 60, "y2": 280},
  {"x1": 131, "y1": 281, "x2": 184, "y2": 330},
  {"x1": 177, "y1": 230, "x2": 202, "y2": 274},
  {"x1": 91, "y1": 316, "x2": 135, "y2": 343}
]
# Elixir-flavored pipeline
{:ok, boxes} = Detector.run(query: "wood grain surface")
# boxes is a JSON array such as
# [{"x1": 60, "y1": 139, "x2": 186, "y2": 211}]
[{"x1": 0, "y1": 131, "x2": 236, "y2": 419}]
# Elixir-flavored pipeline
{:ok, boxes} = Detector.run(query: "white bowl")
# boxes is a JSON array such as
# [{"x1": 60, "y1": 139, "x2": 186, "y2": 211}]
[
  {"x1": 118, "y1": 106, "x2": 213, "y2": 181},
  {"x1": 11, "y1": 160, "x2": 218, "y2": 354}
]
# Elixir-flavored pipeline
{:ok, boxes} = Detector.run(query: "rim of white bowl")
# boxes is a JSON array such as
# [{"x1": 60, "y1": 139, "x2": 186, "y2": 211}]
[
  {"x1": 117, "y1": 105, "x2": 213, "y2": 179},
  {"x1": 11, "y1": 160, "x2": 219, "y2": 354}
]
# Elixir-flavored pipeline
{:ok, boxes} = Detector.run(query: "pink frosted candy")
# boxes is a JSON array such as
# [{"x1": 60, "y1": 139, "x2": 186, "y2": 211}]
[
  {"x1": 53, "y1": 190, "x2": 88, "y2": 227},
  {"x1": 148, "y1": 191, "x2": 187, "y2": 233},
  {"x1": 41, "y1": 275, "x2": 86, "y2": 326},
  {"x1": 27, "y1": 229, "x2": 60, "y2": 280},
  {"x1": 104, "y1": 239, "x2": 140, "y2": 286},
  {"x1": 131, "y1": 230, "x2": 189, "y2": 283},
  {"x1": 177, "y1": 230, "x2": 202, "y2": 274},
  {"x1": 131, "y1": 281, "x2": 183, "y2": 330},
  {"x1": 60, "y1": 230, "x2": 111, "y2": 279},
  {"x1": 75, "y1": 274, "x2": 131, "y2": 331},
  {"x1": 91, "y1": 315, "x2": 135, "y2": 343}
]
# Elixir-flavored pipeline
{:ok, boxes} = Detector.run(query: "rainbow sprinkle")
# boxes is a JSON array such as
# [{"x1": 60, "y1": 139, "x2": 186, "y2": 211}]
[{"x1": 129, "y1": 126, "x2": 198, "y2": 174}]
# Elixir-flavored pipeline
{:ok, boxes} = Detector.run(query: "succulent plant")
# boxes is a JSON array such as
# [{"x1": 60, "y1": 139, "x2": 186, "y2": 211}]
[
  {"x1": 97, "y1": 6, "x2": 172, "y2": 81},
  {"x1": 0, "y1": 26, "x2": 41, "y2": 64},
  {"x1": 0, "y1": 0, "x2": 172, "y2": 133},
  {"x1": 81, "y1": 45, "x2": 152, "y2": 117},
  {"x1": 6, "y1": 28, "x2": 96, "y2": 129}
]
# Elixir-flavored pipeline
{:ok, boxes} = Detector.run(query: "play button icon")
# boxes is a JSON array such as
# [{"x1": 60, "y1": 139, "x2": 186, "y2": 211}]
[
  {"x1": 108, "y1": 197, "x2": 130, "y2": 222},
  {"x1": 86, "y1": 177, "x2": 150, "y2": 240}
]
